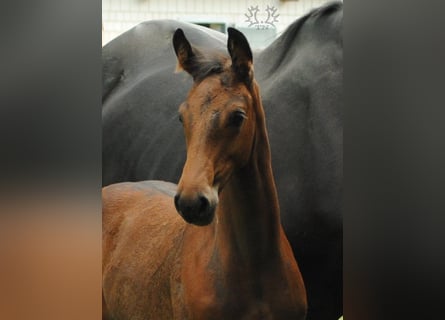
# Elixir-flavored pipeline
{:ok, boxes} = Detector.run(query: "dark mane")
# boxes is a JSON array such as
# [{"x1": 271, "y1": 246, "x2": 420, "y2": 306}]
[
  {"x1": 261, "y1": 1, "x2": 342, "y2": 73},
  {"x1": 280, "y1": 1, "x2": 342, "y2": 42},
  {"x1": 184, "y1": 48, "x2": 228, "y2": 82},
  {"x1": 310, "y1": 0, "x2": 343, "y2": 18}
]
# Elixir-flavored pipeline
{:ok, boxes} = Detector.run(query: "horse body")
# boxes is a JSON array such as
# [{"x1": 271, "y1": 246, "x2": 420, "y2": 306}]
[
  {"x1": 102, "y1": 179, "x2": 305, "y2": 319},
  {"x1": 103, "y1": 28, "x2": 306, "y2": 319},
  {"x1": 103, "y1": 3, "x2": 342, "y2": 319}
]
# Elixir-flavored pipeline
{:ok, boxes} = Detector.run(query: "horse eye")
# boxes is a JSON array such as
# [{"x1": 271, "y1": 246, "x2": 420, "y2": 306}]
[{"x1": 228, "y1": 110, "x2": 246, "y2": 128}]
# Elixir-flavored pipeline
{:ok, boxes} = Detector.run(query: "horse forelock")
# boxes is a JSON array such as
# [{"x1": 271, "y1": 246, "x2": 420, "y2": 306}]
[{"x1": 188, "y1": 50, "x2": 230, "y2": 83}]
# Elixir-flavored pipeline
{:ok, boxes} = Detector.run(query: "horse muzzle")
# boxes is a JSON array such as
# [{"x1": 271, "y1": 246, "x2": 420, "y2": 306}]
[{"x1": 174, "y1": 191, "x2": 217, "y2": 226}]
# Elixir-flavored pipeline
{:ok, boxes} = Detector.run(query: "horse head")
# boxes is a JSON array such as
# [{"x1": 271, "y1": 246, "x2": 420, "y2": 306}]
[{"x1": 173, "y1": 28, "x2": 259, "y2": 226}]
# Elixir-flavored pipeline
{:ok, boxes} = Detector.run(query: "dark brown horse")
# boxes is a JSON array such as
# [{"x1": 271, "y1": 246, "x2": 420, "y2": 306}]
[{"x1": 102, "y1": 28, "x2": 307, "y2": 320}]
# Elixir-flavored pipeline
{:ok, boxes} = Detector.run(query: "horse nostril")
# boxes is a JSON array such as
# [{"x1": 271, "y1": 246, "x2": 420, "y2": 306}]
[{"x1": 198, "y1": 195, "x2": 209, "y2": 213}]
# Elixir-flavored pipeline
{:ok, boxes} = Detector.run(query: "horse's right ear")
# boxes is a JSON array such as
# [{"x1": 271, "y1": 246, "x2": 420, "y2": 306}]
[{"x1": 173, "y1": 29, "x2": 197, "y2": 77}]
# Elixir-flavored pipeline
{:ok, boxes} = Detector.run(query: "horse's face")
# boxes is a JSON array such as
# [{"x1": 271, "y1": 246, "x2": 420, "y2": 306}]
[
  {"x1": 172, "y1": 28, "x2": 254, "y2": 226},
  {"x1": 175, "y1": 75, "x2": 255, "y2": 225}
]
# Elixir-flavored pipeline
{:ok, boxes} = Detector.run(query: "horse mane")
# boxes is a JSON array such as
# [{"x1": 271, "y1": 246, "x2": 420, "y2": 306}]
[
  {"x1": 262, "y1": 1, "x2": 342, "y2": 73},
  {"x1": 280, "y1": 1, "x2": 342, "y2": 43},
  {"x1": 177, "y1": 47, "x2": 229, "y2": 82}
]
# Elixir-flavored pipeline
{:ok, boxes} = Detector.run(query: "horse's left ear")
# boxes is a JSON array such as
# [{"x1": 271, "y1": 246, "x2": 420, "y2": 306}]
[{"x1": 227, "y1": 28, "x2": 253, "y2": 85}]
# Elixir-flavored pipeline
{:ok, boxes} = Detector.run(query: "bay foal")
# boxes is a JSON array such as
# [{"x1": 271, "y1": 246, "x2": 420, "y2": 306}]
[{"x1": 102, "y1": 28, "x2": 307, "y2": 320}]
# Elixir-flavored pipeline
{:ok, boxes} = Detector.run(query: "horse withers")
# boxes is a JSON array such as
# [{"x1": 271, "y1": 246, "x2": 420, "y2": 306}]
[{"x1": 102, "y1": 28, "x2": 307, "y2": 319}]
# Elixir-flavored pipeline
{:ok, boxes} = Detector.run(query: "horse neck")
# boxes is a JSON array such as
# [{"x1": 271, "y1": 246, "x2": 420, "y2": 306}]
[{"x1": 215, "y1": 83, "x2": 282, "y2": 266}]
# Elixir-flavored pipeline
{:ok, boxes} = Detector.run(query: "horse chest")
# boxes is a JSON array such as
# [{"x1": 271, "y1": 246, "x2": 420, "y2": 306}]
[
  {"x1": 178, "y1": 233, "x2": 305, "y2": 319},
  {"x1": 184, "y1": 294, "x2": 303, "y2": 320},
  {"x1": 180, "y1": 270, "x2": 304, "y2": 320}
]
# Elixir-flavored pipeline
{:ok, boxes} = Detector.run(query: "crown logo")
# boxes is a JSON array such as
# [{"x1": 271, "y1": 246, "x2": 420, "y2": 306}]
[{"x1": 245, "y1": 5, "x2": 280, "y2": 29}]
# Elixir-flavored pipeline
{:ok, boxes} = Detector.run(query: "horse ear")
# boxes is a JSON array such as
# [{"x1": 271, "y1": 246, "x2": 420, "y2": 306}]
[
  {"x1": 227, "y1": 28, "x2": 253, "y2": 85},
  {"x1": 173, "y1": 29, "x2": 197, "y2": 77}
]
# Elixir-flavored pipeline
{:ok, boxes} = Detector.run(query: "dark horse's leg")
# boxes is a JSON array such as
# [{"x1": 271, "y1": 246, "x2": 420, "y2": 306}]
[{"x1": 297, "y1": 240, "x2": 342, "y2": 320}]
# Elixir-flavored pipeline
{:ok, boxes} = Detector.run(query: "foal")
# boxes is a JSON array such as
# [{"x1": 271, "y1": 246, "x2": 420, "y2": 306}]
[{"x1": 102, "y1": 28, "x2": 307, "y2": 320}]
